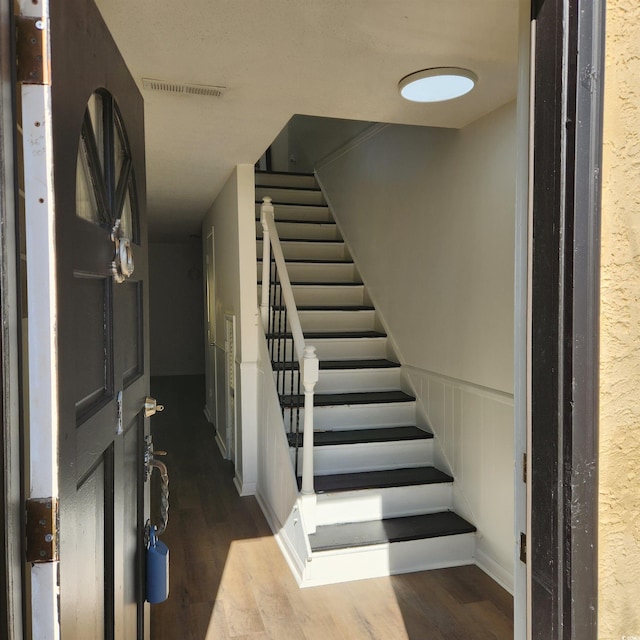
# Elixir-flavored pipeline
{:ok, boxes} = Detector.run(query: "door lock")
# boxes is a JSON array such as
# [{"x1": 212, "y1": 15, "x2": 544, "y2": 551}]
[{"x1": 144, "y1": 396, "x2": 165, "y2": 418}]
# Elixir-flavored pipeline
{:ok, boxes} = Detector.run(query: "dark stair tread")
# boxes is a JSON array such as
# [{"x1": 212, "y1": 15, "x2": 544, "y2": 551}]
[
  {"x1": 255, "y1": 169, "x2": 315, "y2": 178},
  {"x1": 287, "y1": 426, "x2": 433, "y2": 447},
  {"x1": 309, "y1": 512, "x2": 476, "y2": 552},
  {"x1": 273, "y1": 358, "x2": 400, "y2": 371},
  {"x1": 266, "y1": 330, "x2": 386, "y2": 339},
  {"x1": 255, "y1": 184, "x2": 322, "y2": 193},
  {"x1": 256, "y1": 218, "x2": 343, "y2": 230},
  {"x1": 287, "y1": 281, "x2": 363, "y2": 287},
  {"x1": 258, "y1": 258, "x2": 353, "y2": 264},
  {"x1": 310, "y1": 466, "x2": 453, "y2": 493},
  {"x1": 257, "y1": 237, "x2": 343, "y2": 244},
  {"x1": 255, "y1": 200, "x2": 328, "y2": 208},
  {"x1": 273, "y1": 304, "x2": 374, "y2": 312},
  {"x1": 281, "y1": 390, "x2": 415, "y2": 408}
]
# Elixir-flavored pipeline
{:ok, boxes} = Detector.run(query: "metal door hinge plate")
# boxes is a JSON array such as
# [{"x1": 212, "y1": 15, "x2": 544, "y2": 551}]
[
  {"x1": 520, "y1": 531, "x2": 527, "y2": 564},
  {"x1": 16, "y1": 15, "x2": 51, "y2": 85},
  {"x1": 26, "y1": 497, "x2": 59, "y2": 563}
]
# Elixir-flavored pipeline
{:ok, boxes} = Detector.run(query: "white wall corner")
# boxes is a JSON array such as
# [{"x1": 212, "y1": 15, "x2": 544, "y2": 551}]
[
  {"x1": 475, "y1": 547, "x2": 514, "y2": 595},
  {"x1": 255, "y1": 493, "x2": 309, "y2": 586},
  {"x1": 239, "y1": 361, "x2": 259, "y2": 490}
]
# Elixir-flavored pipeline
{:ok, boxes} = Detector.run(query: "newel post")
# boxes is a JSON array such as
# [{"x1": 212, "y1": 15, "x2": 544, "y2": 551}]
[
  {"x1": 300, "y1": 345, "x2": 318, "y2": 532},
  {"x1": 260, "y1": 197, "x2": 273, "y2": 328}
]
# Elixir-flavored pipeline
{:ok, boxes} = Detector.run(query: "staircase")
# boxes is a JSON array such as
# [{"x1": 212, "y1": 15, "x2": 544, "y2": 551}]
[{"x1": 255, "y1": 169, "x2": 476, "y2": 586}]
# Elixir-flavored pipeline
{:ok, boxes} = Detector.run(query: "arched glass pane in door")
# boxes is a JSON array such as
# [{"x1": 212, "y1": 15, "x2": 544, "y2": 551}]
[{"x1": 75, "y1": 90, "x2": 139, "y2": 243}]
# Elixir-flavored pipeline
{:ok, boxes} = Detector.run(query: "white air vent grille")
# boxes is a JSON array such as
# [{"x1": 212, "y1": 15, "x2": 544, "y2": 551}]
[{"x1": 142, "y1": 78, "x2": 226, "y2": 98}]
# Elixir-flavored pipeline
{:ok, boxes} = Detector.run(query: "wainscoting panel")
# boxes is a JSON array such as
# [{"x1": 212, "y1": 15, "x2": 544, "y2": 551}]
[{"x1": 405, "y1": 366, "x2": 515, "y2": 592}]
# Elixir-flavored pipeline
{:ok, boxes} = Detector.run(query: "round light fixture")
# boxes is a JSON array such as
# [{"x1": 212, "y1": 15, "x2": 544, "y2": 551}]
[{"x1": 399, "y1": 67, "x2": 477, "y2": 103}]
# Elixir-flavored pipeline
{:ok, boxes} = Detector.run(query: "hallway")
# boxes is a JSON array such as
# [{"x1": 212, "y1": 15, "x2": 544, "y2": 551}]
[{"x1": 149, "y1": 376, "x2": 513, "y2": 640}]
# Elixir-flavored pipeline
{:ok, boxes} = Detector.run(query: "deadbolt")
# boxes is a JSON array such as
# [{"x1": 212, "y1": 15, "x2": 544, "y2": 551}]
[{"x1": 144, "y1": 396, "x2": 165, "y2": 418}]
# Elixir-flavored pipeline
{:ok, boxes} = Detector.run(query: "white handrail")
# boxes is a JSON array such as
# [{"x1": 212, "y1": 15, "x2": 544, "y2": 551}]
[{"x1": 260, "y1": 196, "x2": 318, "y2": 532}]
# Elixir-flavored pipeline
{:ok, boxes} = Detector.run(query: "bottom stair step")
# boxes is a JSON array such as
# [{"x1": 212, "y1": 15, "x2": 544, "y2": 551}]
[{"x1": 309, "y1": 511, "x2": 476, "y2": 552}]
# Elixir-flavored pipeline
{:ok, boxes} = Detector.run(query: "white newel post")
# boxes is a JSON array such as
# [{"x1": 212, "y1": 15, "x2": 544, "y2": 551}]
[
  {"x1": 300, "y1": 345, "x2": 319, "y2": 533},
  {"x1": 260, "y1": 197, "x2": 273, "y2": 328}
]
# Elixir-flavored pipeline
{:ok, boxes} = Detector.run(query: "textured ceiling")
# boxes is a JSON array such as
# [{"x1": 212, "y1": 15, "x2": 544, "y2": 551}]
[{"x1": 94, "y1": 0, "x2": 520, "y2": 240}]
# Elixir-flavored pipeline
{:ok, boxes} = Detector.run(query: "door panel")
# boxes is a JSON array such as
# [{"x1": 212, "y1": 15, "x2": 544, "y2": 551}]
[{"x1": 19, "y1": 0, "x2": 149, "y2": 636}]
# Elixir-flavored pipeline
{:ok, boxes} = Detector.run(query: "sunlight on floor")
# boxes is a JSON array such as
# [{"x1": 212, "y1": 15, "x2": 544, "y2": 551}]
[{"x1": 205, "y1": 537, "x2": 412, "y2": 640}]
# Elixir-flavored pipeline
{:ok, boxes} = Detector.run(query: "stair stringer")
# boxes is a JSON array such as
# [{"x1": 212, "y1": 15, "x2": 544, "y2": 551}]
[{"x1": 254, "y1": 326, "x2": 312, "y2": 585}]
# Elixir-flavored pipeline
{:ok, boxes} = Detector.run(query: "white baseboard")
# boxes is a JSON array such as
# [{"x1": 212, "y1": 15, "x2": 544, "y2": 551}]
[
  {"x1": 475, "y1": 548, "x2": 514, "y2": 595},
  {"x1": 255, "y1": 492, "x2": 305, "y2": 586},
  {"x1": 233, "y1": 474, "x2": 255, "y2": 497},
  {"x1": 214, "y1": 432, "x2": 227, "y2": 459}
]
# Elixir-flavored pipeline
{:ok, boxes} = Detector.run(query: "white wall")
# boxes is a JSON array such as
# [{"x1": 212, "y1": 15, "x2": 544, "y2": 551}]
[
  {"x1": 148, "y1": 241, "x2": 205, "y2": 376},
  {"x1": 316, "y1": 102, "x2": 517, "y2": 589},
  {"x1": 201, "y1": 165, "x2": 259, "y2": 494},
  {"x1": 287, "y1": 115, "x2": 374, "y2": 174}
]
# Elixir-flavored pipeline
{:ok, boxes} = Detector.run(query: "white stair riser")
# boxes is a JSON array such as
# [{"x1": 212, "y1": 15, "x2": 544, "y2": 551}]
[
  {"x1": 257, "y1": 240, "x2": 347, "y2": 261},
  {"x1": 259, "y1": 284, "x2": 364, "y2": 306},
  {"x1": 256, "y1": 186, "x2": 325, "y2": 206},
  {"x1": 276, "y1": 368, "x2": 401, "y2": 394},
  {"x1": 258, "y1": 262, "x2": 358, "y2": 283},
  {"x1": 271, "y1": 337, "x2": 387, "y2": 361},
  {"x1": 315, "y1": 482, "x2": 451, "y2": 526},
  {"x1": 256, "y1": 173, "x2": 317, "y2": 189},
  {"x1": 301, "y1": 534, "x2": 475, "y2": 587},
  {"x1": 256, "y1": 221, "x2": 341, "y2": 241},
  {"x1": 300, "y1": 310, "x2": 376, "y2": 332},
  {"x1": 255, "y1": 203, "x2": 333, "y2": 222},
  {"x1": 287, "y1": 401, "x2": 416, "y2": 430},
  {"x1": 291, "y1": 438, "x2": 434, "y2": 475},
  {"x1": 269, "y1": 309, "x2": 376, "y2": 333}
]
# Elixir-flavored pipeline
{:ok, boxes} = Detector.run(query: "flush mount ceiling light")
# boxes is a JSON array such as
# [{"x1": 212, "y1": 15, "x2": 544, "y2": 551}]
[{"x1": 398, "y1": 67, "x2": 477, "y2": 103}]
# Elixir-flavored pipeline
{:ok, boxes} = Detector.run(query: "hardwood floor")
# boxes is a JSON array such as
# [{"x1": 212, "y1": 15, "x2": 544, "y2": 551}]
[{"x1": 149, "y1": 376, "x2": 513, "y2": 640}]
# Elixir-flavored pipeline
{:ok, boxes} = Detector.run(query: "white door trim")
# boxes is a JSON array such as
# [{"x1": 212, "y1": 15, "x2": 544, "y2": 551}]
[{"x1": 19, "y1": 0, "x2": 60, "y2": 634}]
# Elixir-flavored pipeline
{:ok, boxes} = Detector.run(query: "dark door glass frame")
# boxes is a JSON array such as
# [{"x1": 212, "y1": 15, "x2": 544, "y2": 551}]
[{"x1": 530, "y1": 0, "x2": 604, "y2": 637}]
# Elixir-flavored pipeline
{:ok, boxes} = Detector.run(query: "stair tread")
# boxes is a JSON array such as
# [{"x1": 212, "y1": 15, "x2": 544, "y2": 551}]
[
  {"x1": 282, "y1": 390, "x2": 414, "y2": 408},
  {"x1": 256, "y1": 200, "x2": 328, "y2": 208},
  {"x1": 258, "y1": 237, "x2": 343, "y2": 244},
  {"x1": 258, "y1": 258, "x2": 353, "y2": 264},
  {"x1": 256, "y1": 218, "x2": 343, "y2": 230},
  {"x1": 309, "y1": 511, "x2": 476, "y2": 552},
  {"x1": 273, "y1": 358, "x2": 400, "y2": 371},
  {"x1": 256, "y1": 185, "x2": 322, "y2": 193},
  {"x1": 311, "y1": 465, "x2": 453, "y2": 493},
  {"x1": 255, "y1": 169, "x2": 315, "y2": 178},
  {"x1": 273, "y1": 305, "x2": 374, "y2": 311},
  {"x1": 288, "y1": 426, "x2": 433, "y2": 447},
  {"x1": 287, "y1": 281, "x2": 363, "y2": 287},
  {"x1": 266, "y1": 330, "x2": 386, "y2": 339}
]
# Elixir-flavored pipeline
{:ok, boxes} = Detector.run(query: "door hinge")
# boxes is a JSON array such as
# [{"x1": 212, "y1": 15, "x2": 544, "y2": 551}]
[
  {"x1": 25, "y1": 497, "x2": 59, "y2": 563},
  {"x1": 16, "y1": 15, "x2": 51, "y2": 85},
  {"x1": 520, "y1": 531, "x2": 527, "y2": 564},
  {"x1": 522, "y1": 451, "x2": 527, "y2": 484}
]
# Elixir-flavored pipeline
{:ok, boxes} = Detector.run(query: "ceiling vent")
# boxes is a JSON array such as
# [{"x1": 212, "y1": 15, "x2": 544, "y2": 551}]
[{"x1": 142, "y1": 78, "x2": 226, "y2": 98}]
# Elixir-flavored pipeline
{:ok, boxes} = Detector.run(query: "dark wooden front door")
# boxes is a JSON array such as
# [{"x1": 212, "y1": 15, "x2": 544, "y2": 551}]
[{"x1": 47, "y1": 0, "x2": 148, "y2": 636}]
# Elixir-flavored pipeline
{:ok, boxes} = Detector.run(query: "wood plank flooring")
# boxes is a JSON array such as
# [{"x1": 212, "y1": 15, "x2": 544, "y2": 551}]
[{"x1": 149, "y1": 376, "x2": 513, "y2": 640}]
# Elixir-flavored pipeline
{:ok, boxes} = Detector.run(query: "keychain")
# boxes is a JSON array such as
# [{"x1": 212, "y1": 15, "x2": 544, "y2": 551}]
[
  {"x1": 146, "y1": 521, "x2": 169, "y2": 604},
  {"x1": 145, "y1": 450, "x2": 170, "y2": 604}
]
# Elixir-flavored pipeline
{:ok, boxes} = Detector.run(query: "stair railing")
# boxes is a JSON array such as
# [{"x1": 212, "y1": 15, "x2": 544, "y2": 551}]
[{"x1": 260, "y1": 196, "x2": 318, "y2": 531}]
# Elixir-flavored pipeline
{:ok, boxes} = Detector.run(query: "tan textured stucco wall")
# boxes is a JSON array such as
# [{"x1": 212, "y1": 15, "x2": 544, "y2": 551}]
[{"x1": 599, "y1": 1, "x2": 640, "y2": 636}]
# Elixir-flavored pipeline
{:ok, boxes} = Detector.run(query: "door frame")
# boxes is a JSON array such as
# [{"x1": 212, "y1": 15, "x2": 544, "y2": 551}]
[
  {"x1": 527, "y1": 0, "x2": 604, "y2": 637},
  {"x1": 0, "y1": 2, "x2": 25, "y2": 637}
]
